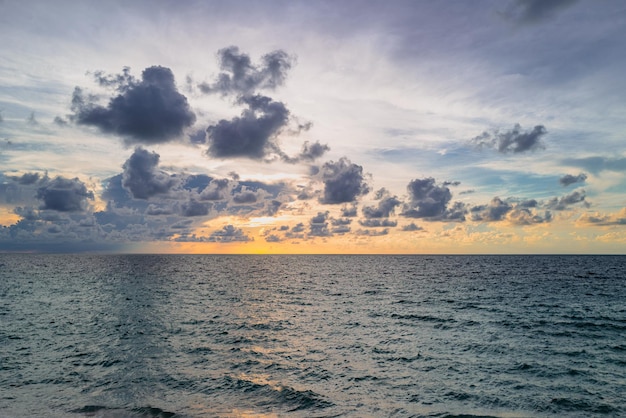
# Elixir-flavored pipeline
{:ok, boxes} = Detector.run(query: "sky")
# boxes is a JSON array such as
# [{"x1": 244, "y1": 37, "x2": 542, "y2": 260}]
[{"x1": 1, "y1": 0, "x2": 626, "y2": 254}]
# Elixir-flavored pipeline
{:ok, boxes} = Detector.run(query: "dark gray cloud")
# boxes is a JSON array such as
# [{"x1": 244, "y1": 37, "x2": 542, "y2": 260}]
[
  {"x1": 362, "y1": 194, "x2": 401, "y2": 219},
  {"x1": 72, "y1": 66, "x2": 196, "y2": 144},
  {"x1": 36, "y1": 176, "x2": 94, "y2": 212},
  {"x1": 265, "y1": 199, "x2": 282, "y2": 216},
  {"x1": 53, "y1": 116, "x2": 69, "y2": 126},
  {"x1": 341, "y1": 204, "x2": 358, "y2": 217},
  {"x1": 265, "y1": 234, "x2": 281, "y2": 242},
  {"x1": 402, "y1": 223, "x2": 423, "y2": 231},
  {"x1": 331, "y1": 217, "x2": 352, "y2": 226},
  {"x1": 359, "y1": 219, "x2": 397, "y2": 228},
  {"x1": 122, "y1": 147, "x2": 178, "y2": 199},
  {"x1": 198, "y1": 178, "x2": 230, "y2": 201},
  {"x1": 578, "y1": 211, "x2": 626, "y2": 226},
  {"x1": 232, "y1": 189, "x2": 259, "y2": 204},
  {"x1": 320, "y1": 158, "x2": 370, "y2": 204},
  {"x1": 459, "y1": 189, "x2": 476, "y2": 195},
  {"x1": 356, "y1": 228, "x2": 389, "y2": 236},
  {"x1": 471, "y1": 196, "x2": 557, "y2": 224},
  {"x1": 206, "y1": 95, "x2": 289, "y2": 159},
  {"x1": 562, "y1": 156, "x2": 626, "y2": 174},
  {"x1": 546, "y1": 190, "x2": 589, "y2": 210},
  {"x1": 503, "y1": 0, "x2": 578, "y2": 24},
  {"x1": 11, "y1": 172, "x2": 41, "y2": 185},
  {"x1": 560, "y1": 173, "x2": 587, "y2": 187},
  {"x1": 472, "y1": 124, "x2": 547, "y2": 154},
  {"x1": 402, "y1": 177, "x2": 465, "y2": 221},
  {"x1": 309, "y1": 211, "x2": 331, "y2": 237},
  {"x1": 208, "y1": 224, "x2": 252, "y2": 242},
  {"x1": 518, "y1": 199, "x2": 538, "y2": 208},
  {"x1": 508, "y1": 209, "x2": 552, "y2": 225},
  {"x1": 285, "y1": 222, "x2": 306, "y2": 240},
  {"x1": 470, "y1": 197, "x2": 513, "y2": 222},
  {"x1": 298, "y1": 141, "x2": 330, "y2": 162},
  {"x1": 188, "y1": 129, "x2": 207, "y2": 144},
  {"x1": 146, "y1": 204, "x2": 174, "y2": 216},
  {"x1": 180, "y1": 199, "x2": 210, "y2": 217},
  {"x1": 199, "y1": 46, "x2": 293, "y2": 96},
  {"x1": 330, "y1": 216, "x2": 352, "y2": 234}
]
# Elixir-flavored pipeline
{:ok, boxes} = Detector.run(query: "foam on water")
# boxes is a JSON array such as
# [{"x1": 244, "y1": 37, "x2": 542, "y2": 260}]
[{"x1": 1, "y1": 254, "x2": 624, "y2": 417}]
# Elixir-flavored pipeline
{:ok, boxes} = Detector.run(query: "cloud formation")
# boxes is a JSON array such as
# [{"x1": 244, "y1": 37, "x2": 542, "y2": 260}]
[
  {"x1": 122, "y1": 147, "x2": 178, "y2": 199},
  {"x1": 470, "y1": 197, "x2": 512, "y2": 222},
  {"x1": 309, "y1": 211, "x2": 331, "y2": 237},
  {"x1": 72, "y1": 66, "x2": 196, "y2": 144},
  {"x1": 546, "y1": 190, "x2": 589, "y2": 210},
  {"x1": 320, "y1": 158, "x2": 370, "y2": 204},
  {"x1": 36, "y1": 176, "x2": 94, "y2": 212},
  {"x1": 206, "y1": 95, "x2": 289, "y2": 160},
  {"x1": 402, "y1": 178, "x2": 465, "y2": 221},
  {"x1": 180, "y1": 199, "x2": 210, "y2": 217},
  {"x1": 472, "y1": 124, "x2": 547, "y2": 153},
  {"x1": 362, "y1": 189, "x2": 401, "y2": 219},
  {"x1": 559, "y1": 173, "x2": 587, "y2": 187},
  {"x1": 562, "y1": 157, "x2": 626, "y2": 174},
  {"x1": 208, "y1": 224, "x2": 252, "y2": 242},
  {"x1": 199, "y1": 46, "x2": 294, "y2": 96},
  {"x1": 577, "y1": 208, "x2": 626, "y2": 226}
]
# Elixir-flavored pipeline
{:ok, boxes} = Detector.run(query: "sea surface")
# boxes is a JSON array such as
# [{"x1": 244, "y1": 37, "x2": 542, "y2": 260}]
[{"x1": 1, "y1": 255, "x2": 625, "y2": 417}]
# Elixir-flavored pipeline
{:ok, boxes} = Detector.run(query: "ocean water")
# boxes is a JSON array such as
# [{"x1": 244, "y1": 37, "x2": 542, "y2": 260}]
[{"x1": 0, "y1": 255, "x2": 625, "y2": 417}]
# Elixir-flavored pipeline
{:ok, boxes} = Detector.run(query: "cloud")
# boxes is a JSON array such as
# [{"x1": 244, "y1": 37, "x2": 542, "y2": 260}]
[
  {"x1": 265, "y1": 234, "x2": 281, "y2": 242},
  {"x1": 309, "y1": 211, "x2": 331, "y2": 237},
  {"x1": 122, "y1": 147, "x2": 178, "y2": 199},
  {"x1": 503, "y1": 0, "x2": 578, "y2": 24},
  {"x1": 402, "y1": 223, "x2": 423, "y2": 231},
  {"x1": 470, "y1": 196, "x2": 558, "y2": 225},
  {"x1": 362, "y1": 191, "x2": 401, "y2": 219},
  {"x1": 470, "y1": 197, "x2": 513, "y2": 222},
  {"x1": 508, "y1": 209, "x2": 552, "y2": 225},
  {"x1": 546, "y1": 190, "x2": 589, "y2": 210},
  {"x1": 208, "y1": 224, "x2": 252, "y2": 242},
  {"x1": 297, "y1": 141, "x2": 330, "y2": 162},
  {"x1": 577, "y1": 208, "x2": 626, "y2": 226},
  {"x1": 232, "y1": 189, "x2": 260, "y2": 204},
  {"x1": 356, "y1": 228, "x2": 389, "y2": 236},
  {"x1": 36, "y1": 176, "x2": 94, "y2": 212},
  {"x1": 330, "y1": 217, "x2": 352, "y2": 234},
  {"x1": 264, "y1": 199, "x2": 282, "y2": 216},
  {"x1": 72, "y1": 66, "x2": 196, "y2": 144},
  {"x1": 199, "y1": 46, "x2": 294, "y2": 96},
  {"x1": 359, "y1": 219, "x2": 397, "y2": 228},
  {"x1": 402, "y1": 177, "x2": 465, "y2": 221},
  {"x1": 320, "y1": 158, "x2": 370, "y2": 204},
  {"x1": 341, "y1": 204, "x2": 358, "y2": 217},
  {"x1": 206, "y1": 95, "x2": 289, "y2": 160},
  {"x1": 562, "y1": 157, "x2": 626, "y2": 174},
  {"x1": 146, "y1": 204, "x2": 174, "y2": 216},
  {"x1": 180, "y1": 199, "x2": 210, "y2": 217},
  {"x1": 53, "y1": 116, "x2": 69, "y2": 126},
  {"x1": 199, "y1": 178, "x2": 231, "y2": 201},
  {"x1": 10, "y1": 172, "x2": 41, "y2": 185},
  {"x1": 559, "y1": 173, "x2": 587, "y2": 187},
  {"x1": 472, "y1": 124, "x2": 547, "y2": 153}
]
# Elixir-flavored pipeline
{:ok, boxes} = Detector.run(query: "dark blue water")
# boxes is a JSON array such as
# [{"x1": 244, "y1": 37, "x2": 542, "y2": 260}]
[{"x1": 1, "y1": 255, "x2": 625, "y2": 417}]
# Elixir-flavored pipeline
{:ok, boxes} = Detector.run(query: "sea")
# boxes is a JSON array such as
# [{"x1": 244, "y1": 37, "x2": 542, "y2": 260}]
[{"x1": 1, "y1": 254, "x2": 625, "y2": 418}]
